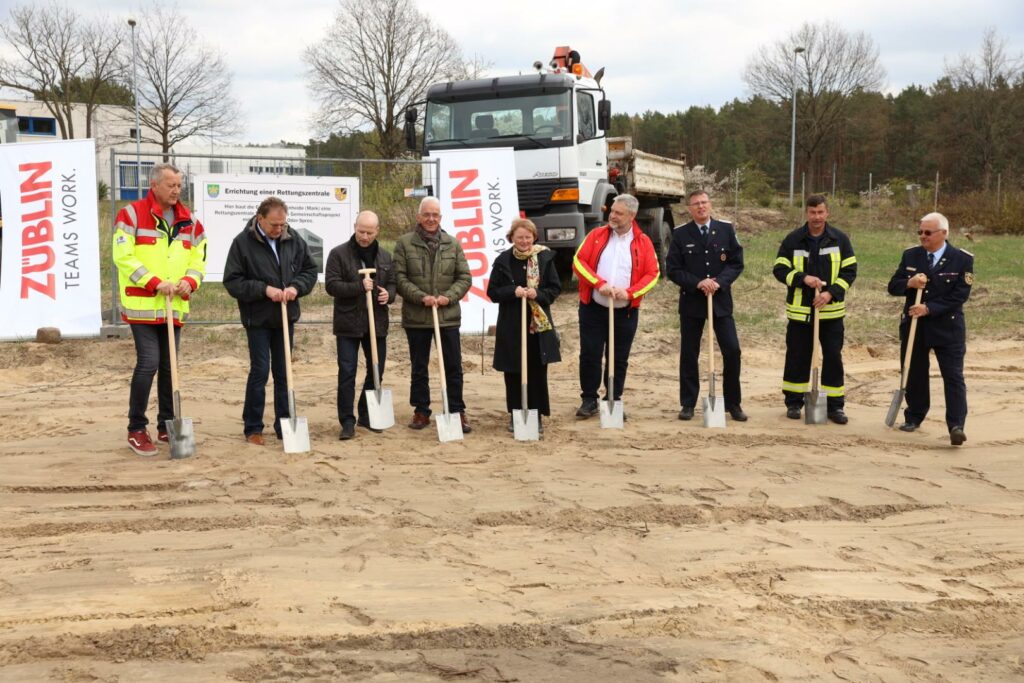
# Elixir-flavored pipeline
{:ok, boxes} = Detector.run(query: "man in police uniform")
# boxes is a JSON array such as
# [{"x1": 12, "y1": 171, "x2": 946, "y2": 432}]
[
  {"x1": 887, "y1": 212, "x2": 973, "y2": 446},
  {"x1": 772, "y1": 194, "x2": 857, "y2": 423},
  {"x1": 666, "y1": 190, "x2": 746, "y2": 421}
]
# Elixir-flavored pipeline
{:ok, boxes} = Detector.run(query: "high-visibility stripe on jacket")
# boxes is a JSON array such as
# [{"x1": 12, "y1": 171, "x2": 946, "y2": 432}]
[
  {"x1": 572, "y1": 220, "x2": 659, "y2": 308},
  {"x1": 772, "y1": 223, "x2": 856, "y2": 323},
  {"x1": 112, "y1": 191, "x2": 207, "y2": 326}
]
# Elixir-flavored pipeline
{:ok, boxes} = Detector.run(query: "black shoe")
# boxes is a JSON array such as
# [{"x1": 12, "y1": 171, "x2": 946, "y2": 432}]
[
  {"x1": 507, "y1": 415, "x2": 515, "y2": 433},
  {"x1": 727, "y1": 405, "x2": 748, "y2": 422},
  {"x1": 576, "y1": 399, "x2": 599, "y2": 418},
  {"x1": 678, "y1": 406, "x2": 694, "y2": 421},
  {"x1": 786, "y1": 406, "x2": 801, "y2": 420},
  {"x1": 828, "y1": 410, "x2": 849, "y2": 425},
  {"x1": 899, "y1": 422, "x2": 920, "y2": 433},
  {"x1": 339, "y1": 422, "x2": 355, "y2": 440},
  {"x1": 357, "y1": 417, "x2": 383, "y2": 434},
  {"x1": 950, "y1": 427, "x2": 967, "y2": 446}
]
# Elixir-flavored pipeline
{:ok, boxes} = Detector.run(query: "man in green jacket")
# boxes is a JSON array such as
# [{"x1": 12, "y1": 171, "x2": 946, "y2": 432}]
[{"x1": 393, "y1": 196, "x2": 473, "y2": 432}]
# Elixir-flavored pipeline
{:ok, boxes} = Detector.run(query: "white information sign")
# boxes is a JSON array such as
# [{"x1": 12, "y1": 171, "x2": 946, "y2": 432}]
[
  {"x1": 0, "y1": 139, "x2": 101, "y2": 340},
  {"x1": 432, "y1": 148, "x2": 519, "y2": 334},
  {"x1": 193, "y1": 174, "x2": 360, "y2": 282}
]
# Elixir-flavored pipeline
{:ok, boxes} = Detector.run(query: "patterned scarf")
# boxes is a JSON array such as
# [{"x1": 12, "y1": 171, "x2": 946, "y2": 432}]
[
  {"x1": 513, "y1": 245, "x2": 552, "y2": 333},
  {"x1": 415, "y1": 224, "x2": 441, "y2": 256}
]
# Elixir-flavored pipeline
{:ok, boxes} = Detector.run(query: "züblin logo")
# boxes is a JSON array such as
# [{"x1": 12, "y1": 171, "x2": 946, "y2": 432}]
[{"x1": 206, "y1": 184, "x2": 220, "y2": 198}]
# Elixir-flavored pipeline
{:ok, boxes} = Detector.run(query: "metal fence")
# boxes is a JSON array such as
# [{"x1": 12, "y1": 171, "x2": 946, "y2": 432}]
[{"x1": 107, "y1": 149, "x2": 441, "y2": 326}]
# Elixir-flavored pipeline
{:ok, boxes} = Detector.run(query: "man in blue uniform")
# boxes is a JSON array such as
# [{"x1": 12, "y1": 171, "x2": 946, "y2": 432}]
[
  {"x1": 887, "y1": 212, "x2": 973, "y2": 446},
  {"x1": 666, "y1": 190, "x2": 746, "y2": 421}
]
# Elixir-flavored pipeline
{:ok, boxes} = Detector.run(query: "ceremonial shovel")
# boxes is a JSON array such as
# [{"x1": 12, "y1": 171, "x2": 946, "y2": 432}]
[
  {"x1": 431, "y1": 304, "x2": 463, "y2": 442},
  {"x1": 805, "y1": 287, "x2": 828, "y2": 425},
  {"x1": 702, "y1": 292, "x2": 726, "y2": 429},
  {"x1": 886, "y1": 287, "x2": 925, "y2": 427},
  {"x1": 164, "y1": 293, "x2": 195, "y2": 459},
  {"x1": 599, "y1": 302, "x2": 624, "y2": 429},
  {"x1": 279, "y1": 300, "x2": 310, "y2": 453},
  {"x1": 358, "y1": 268, "x2": 394, "y2": 430},
  {"x1": 512, "y1": 296, "x2": 539, "y2": 441}
]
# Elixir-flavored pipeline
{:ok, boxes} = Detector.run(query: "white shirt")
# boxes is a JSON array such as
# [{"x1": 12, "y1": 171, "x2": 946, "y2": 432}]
[
  {"x1": 593, "y1": 228, "x2": 633, "y2": 308},
  {"x1": 927, "y1": 242, "x2": 947, "y2": 267}
]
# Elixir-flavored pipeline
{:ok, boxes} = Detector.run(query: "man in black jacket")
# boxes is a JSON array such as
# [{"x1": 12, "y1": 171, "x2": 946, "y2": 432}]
[
  {"x1": 667, "y1": 190, "x2": 746, "y2": 422},
  {"x1": 887, "y1": 212, "x2": 973, "y2": 446},
  {"x1": 772, "y1": 194, "x2": 857, "y2": 424},
  {"x1": 224, "y1": 196, "x2": 318, "y2": 444},
  {"x1": 324, "y1": 210, "x2": 396, "y2": 440}
]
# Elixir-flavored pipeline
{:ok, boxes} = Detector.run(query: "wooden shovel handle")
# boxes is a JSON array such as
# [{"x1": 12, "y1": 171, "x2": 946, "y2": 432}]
[
  {"x1": 280, "y1": 300, "x2": 294, "y2": 393},
  {"x1": 521, "y1": 296, "x2": 528, "y2": 384},
  {"x1": 165, "y1": 293, "x2": 180, "y2": 396},
  {"x1": 899, "y1": 288, "x2": 925, "y2": 390},
  {"x1": 706, "y1": 291, "x2": 715, "y2": 377},
  {"x1": 359, "y1": 268, "x2": 381, "y2": 370}
]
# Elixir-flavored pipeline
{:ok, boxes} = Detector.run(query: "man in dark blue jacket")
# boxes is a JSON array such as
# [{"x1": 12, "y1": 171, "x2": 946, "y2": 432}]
[
  {"x1": 223, "y1": 197, "x2": 318, "y2": 445},
  {"x1": 666, "y1": 190, "x2": 746, "y2": 421},
  {"x1": 887, "y1": 212, "x2": 973, "y2": 446}
]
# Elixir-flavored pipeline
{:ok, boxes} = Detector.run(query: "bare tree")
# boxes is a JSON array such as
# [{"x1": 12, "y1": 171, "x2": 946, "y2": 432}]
[
  {"x1": 938, "y1": 28, "x2": 1024, "y2": 189},
  {"x1": 126, "y1": 4, "x2": 242, "y2": 154},
  {"x1": 744, "y1": 21, "x2": 885, "y2": 185},
  {"x1": 0, "y1": 2, "x2": 124, "y2": 139},
  {"x1": 304, "y1": 0, "x2": 470, "y2": 160}
]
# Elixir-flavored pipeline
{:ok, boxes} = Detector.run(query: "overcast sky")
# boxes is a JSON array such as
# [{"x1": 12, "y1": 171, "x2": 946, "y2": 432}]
[{"x1": 1, "y1": 0, "x2": 1022, "y2": 145}]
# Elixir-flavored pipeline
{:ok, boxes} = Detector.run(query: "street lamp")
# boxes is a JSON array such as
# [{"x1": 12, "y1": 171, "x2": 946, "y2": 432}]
[
  {"x1": 788, "y1": 46, "x2": 805, "y2": 207},
  {"x1": 128, "y1": 18, "x2": 141, "y2": 199}
]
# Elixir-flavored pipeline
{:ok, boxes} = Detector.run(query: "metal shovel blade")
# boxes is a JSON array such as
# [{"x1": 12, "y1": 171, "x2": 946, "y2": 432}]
[
  {"x1": 280, "y1": 416, "x2": 310, "y2": 453},
  {"x1": 435, "y1": 411, "x2": 464, "y2": 443},
  {"x1": 702, "y1": 396, "x2": 726, "y2": 429},
  {"x1": 599, "y1": 399, "x2": 624, "y2": 429},
  {"x1": 513, "y1": 408, "x2": 539, "y2": 441},
  {"x1": 365, "y1": 388, "x2": 395, "y2": 430},
  {"x1": 805, "y1": 371, "x2": 828, "y2": 425},
  {"x1": 164, "y1": 416, "x2": 195, "y2": 460},
  {"x1": 885, "y1": 388, "x2": 904, "y2": 427}
]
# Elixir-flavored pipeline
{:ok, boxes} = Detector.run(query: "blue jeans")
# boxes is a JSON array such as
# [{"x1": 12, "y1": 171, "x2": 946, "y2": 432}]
[
  {"x1": 243, "y1": 325, "x2": 292, "y2": 437},
  {"x1": 337, "y1": 334, "x2": 387, "y2": 427},
  {"x1": 128, "y1": 323, "x2": 180, "y2": 432},
  {"x1": 405, "y1": 326, "x2": 465, "y2": 416},
  {"x1": 578, "y1": 301, "x2": 639, "y2": 402}
]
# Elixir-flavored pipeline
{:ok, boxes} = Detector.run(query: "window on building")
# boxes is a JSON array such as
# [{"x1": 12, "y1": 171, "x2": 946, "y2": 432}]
[
  {"x1": 18, "y1": 117, "x2": 57, "y2": 136},
  {"x1": 209, "y1": 160, "x2": 225, "y2": 173}
]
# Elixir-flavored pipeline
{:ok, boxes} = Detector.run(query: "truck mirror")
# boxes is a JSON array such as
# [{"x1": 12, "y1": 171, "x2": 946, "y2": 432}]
[
  {"x1": 404, "y1": 108, "x2": 417, "y2": 151},
  {"x1": 598, "y1": 100, "x2": 611, "y2": 131}
]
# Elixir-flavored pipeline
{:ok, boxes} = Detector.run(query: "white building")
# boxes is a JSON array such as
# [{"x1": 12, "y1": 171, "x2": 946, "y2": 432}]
[{"x1": 0, "y1": 97, "x2": 305, "y2": 200}]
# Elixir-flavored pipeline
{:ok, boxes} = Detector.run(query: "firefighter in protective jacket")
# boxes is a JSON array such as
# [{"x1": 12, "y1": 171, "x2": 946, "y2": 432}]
[
  {"x1": 772, "y1": 194, "x2": 856, "y2": 423},
  {"x1": 112, "y1": 163, "x2": 206, "y2": 456}
]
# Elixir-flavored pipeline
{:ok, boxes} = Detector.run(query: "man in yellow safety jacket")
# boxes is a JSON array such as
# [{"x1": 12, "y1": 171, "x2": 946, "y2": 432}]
[{"x1": 112, "y1": 162, "x2": 206, "y2": 456}]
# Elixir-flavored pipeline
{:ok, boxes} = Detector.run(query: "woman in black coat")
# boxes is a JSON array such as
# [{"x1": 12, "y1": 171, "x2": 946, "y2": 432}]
[{"x1": 486, "y1": 218, "x2": 562, "y2": 432}]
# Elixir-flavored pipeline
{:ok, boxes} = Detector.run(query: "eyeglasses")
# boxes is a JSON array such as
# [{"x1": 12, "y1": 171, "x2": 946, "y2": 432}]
[{"x1": 917, "y1": 230, "x2": 938, "y2": 236}]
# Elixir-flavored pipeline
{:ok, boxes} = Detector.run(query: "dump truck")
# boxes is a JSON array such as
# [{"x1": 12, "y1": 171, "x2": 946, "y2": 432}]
[{"x1": 405, "y1": 46, "x2": 686, "y2": 270}]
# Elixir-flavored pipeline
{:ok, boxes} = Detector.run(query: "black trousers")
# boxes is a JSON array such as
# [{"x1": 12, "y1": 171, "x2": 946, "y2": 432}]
[
  {"x1": 679, "y1": 313, "x2": 742, "y2": 408},
  {"x1": 405, "y1": 326, "x2": 465, "y2": 416},
  {"x1": 243, "y1": 325, "x2": 293, "y2": 438},
  {"x1": 783, "y1": 318, "x2": 845, "y2": 411},
  {"x1": 128, "y1": 323, "x2": 180, "y2": 432},
  {"x1": 901, "y1": 329, "x2": 967, "y2": 430},
  {"x1": 578, "y1": 300, "x2": 640, "y2": 402},
  {"x1": 336, "y1": 334, "x2": 387, "y2": 427},
  {"x1": 503, "y1": 332, "x2": 550, "y2": 415}
]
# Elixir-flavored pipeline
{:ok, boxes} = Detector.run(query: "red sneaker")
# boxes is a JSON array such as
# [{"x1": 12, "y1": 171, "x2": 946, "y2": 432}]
[
  {"x1": 157, "y1": 430, "x2": 169, "y2": 443},
  {"x1": 128, "y1": 430, "x2": 158, "y2": 457}
]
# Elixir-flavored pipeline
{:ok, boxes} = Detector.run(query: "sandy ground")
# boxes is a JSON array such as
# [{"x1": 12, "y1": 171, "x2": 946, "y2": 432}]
[{"x1": 2, "y1": 294, "x2": 1024, "y2": 682}]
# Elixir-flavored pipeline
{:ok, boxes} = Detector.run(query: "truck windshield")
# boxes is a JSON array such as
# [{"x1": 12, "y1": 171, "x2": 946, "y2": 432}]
[{"x1": 425, "y1": 90, "x2": 573, "y2": 151}]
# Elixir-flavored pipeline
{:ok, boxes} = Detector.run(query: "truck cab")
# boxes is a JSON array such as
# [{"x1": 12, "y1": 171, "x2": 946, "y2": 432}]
[{"x1": 409, "y1": 48, "x2": 617, "y2": 265}]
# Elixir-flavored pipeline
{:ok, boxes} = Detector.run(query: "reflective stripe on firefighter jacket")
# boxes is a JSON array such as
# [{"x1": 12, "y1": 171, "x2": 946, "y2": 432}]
[
  {"x1": 772, "y1": 222, "x2": 856, "y2": 322},
  {"x1": 112, "y1": 191, "x2": 207, "y2": 325}
]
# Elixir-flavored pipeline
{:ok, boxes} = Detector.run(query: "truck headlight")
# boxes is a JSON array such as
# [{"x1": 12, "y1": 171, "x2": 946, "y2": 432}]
[{"x1": 546, "y1": 228, "x2": 576, "y2": 242}]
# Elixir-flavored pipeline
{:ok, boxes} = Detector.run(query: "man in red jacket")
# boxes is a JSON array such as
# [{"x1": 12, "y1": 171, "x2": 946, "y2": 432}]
[{"x1": 572, "y1": 193, "x2": 660, "y2": 417}]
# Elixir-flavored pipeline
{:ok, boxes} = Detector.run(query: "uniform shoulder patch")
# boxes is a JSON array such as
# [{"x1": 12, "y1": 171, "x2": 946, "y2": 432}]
[
  {"x1": 960, "y1": 249, "x2": 974, "y2": 257},
  {"x1": 964, "y1": 272, "x2": 974, "y2": 285}
]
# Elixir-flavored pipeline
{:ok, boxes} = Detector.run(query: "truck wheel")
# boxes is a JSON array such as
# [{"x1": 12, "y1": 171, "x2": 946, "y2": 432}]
[{"x1": 658, "y1": 217, "x2": 674, "y2": 273}]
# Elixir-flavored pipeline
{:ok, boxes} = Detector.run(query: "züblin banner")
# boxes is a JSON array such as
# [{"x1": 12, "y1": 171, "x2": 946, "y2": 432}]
[
  {"x1": 0, "y1": 138, "x2": 101, "y2": 341},
  {"x1": 430, "y1": 148, "x2": 519, "y2": 335},
  {"x1": 194, "y1": 174, "x2": 360, "y2": 282}
]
